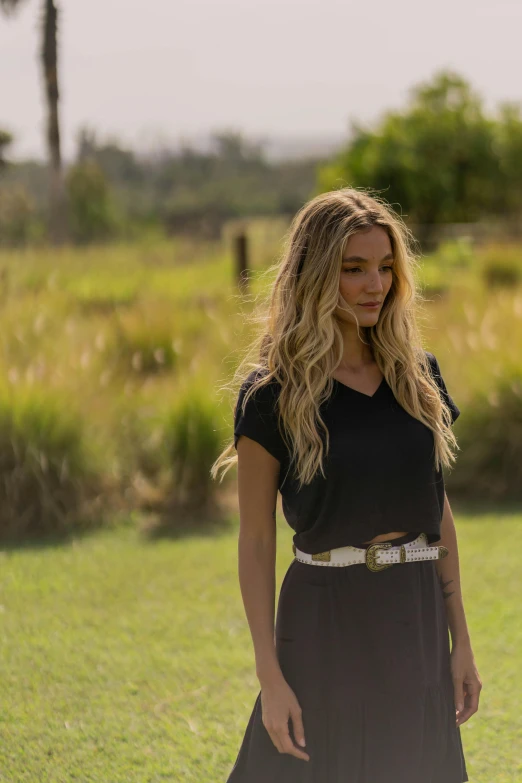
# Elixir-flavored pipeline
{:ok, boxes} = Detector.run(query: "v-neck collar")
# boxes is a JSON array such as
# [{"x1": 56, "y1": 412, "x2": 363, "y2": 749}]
[{"x1": 332, "y1": 376, "x2": 386, "y2": 399}]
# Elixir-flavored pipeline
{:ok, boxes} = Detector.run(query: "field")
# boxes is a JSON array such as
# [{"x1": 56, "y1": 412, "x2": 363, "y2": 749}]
[
  {"x1": 0, "y1": 508, "x2": 521, "y2": 782},
  {"x1": 0, "y1": 228, "x2": 521, "y2": 781}
]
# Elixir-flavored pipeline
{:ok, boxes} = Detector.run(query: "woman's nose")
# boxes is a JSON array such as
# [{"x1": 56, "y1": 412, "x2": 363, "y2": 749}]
[{"x1": 365, "y1": 275, "x2": 384, "y2": 292}]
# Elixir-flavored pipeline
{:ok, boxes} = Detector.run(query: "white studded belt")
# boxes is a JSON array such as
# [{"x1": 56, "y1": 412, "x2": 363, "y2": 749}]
[{"x1": 292, "y1": 532, "x2": 448, "y2": 572}]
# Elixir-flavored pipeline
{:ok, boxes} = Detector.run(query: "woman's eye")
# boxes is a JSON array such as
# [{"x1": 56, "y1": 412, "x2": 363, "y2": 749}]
[{"x1": 342, "y1": 266, "x2": 394, "y2": 274}]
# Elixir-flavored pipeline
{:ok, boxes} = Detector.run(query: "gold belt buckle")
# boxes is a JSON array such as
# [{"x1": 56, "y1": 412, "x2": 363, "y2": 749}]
[{"x1": 365, "y1": 542, "x2": 393, "y2": 572}]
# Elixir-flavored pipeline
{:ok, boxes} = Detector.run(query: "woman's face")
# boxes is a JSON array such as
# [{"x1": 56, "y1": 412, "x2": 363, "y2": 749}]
[{"x1": 336, "y1": 225, "x2": 394, "y2": 326}]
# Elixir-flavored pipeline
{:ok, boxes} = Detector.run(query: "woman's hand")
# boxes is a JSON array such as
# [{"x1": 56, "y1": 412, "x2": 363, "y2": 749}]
[
  {"x1": 450, "y1": 641, "x2": 482, "y2": 727},
  {"x1": 260, "y1": 674, "x2": 310, "y2": 761}
]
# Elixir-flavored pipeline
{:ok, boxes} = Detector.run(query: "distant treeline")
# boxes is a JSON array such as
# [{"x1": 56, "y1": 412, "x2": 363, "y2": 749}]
[
  {"x1": 1, "y1": 69, "x2": 522, "y2": 246},
  {"x1": 0, "y1": 129, "x2": 322, "y2": 245}
]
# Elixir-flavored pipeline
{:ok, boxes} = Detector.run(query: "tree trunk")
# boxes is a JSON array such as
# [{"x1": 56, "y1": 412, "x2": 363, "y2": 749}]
[{"x1": 41, "y1": 0, "x2": 67, "y2": 243}]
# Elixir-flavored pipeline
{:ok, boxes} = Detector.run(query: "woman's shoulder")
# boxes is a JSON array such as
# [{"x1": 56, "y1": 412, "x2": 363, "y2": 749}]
[
  {"x1": 423, "y1": 350, "x2": 438, "y2": 369},
  {"x1": 234, "y1": 367, "x2": 287, "y2": 461},
  {"x1": 421, "y1": 350, "x2": 460, "y2": 423},
  {"x1": 422, "y1": 350, "x2": 447, "y2": 383},
  {"x1": 235, "y1": 368, "x2": 283, "y2": 422},
  {"x1": 238, "y1": 367, "x2": 282, "y2": 399}
]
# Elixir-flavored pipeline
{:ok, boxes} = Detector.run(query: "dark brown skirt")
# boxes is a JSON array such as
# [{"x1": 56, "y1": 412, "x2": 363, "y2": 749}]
[{"x1": 226, "y1": 532, "x2": 469, "y2": 783}]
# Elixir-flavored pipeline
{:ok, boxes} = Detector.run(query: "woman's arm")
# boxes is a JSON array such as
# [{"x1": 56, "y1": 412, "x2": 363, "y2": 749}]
[
  {"x1": 236, "y1": 435, "x2": 281, "y2": 686},
  {"x1": 435, "y1": 492, "x2": 471, "y2": 645},
  {"x1": 435, "y1": 492, "x2": 482, "y2": 726},
  {"x1": 235, "y1": 435, "x2": 309, "y2": 761}
]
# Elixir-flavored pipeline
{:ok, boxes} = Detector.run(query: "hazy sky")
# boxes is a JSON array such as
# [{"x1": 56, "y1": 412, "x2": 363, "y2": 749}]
[{"x1": 1, "y1": 0, "x2": 522, "y2": 160}]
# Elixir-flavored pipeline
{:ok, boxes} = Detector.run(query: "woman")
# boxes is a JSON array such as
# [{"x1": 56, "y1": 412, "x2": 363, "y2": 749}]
[{"x1": 212, "y1": 188, "x2": 481, "y2": 782}]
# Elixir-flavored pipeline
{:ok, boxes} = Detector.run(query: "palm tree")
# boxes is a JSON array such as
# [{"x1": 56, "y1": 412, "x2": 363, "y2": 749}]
[{"x1": 1, "y1": 0, "x2": 67, "y2": 242}]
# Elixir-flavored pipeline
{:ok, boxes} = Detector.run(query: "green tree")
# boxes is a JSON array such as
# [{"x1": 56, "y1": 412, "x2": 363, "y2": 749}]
[
  {"x1": 66, "y1": 160, "x2": 118, "y2": 243},
  {"x1": 318, "y1": 70, "x2": 500, "y2": 228},
  {"x1": 1, "y1": 0, "x2": 67, "y2": 243}
]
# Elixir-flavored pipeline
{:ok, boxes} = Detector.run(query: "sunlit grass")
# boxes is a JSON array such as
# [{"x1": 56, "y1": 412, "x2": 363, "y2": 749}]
[
  {"x1": 0, "y1": 511, "x2": 519, "y2": 781},
  {"x1": 0, "y1": 232, "x2": 520, "y2": 414}
]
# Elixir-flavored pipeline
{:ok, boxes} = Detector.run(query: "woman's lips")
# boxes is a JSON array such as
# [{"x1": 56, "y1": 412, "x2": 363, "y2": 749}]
[{"x1": 359, "y1": 302, "x2": 381, "y2": 308}]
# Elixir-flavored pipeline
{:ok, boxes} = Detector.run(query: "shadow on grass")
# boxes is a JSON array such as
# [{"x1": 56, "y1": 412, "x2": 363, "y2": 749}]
[
  {"x1": 2, "y1": 493, "x2": 517, "y2": 553},
  {"x1": 140, "y1": 498, "x2": 235, "y2": 542},
  {"x1": 449, "y1": 495, "x2": 522, "y2": 517},
  {"x1": 0, "y1": 515, "x2": 112, "y2": 553},
  {"x1": 0, "y1": 495, "x2": 238, "y2": 552}
]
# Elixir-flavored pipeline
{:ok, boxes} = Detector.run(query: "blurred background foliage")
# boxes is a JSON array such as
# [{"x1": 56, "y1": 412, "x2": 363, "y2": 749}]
[
  {"x1": 1, "y1": 70, "x2": 522, "y2": 248},
  {"x1": 0, "y1": 68, "x2": 521, "y2": 542},
  {"x1": 0, "y1": 225, "x2": 520, "y2": 541}
]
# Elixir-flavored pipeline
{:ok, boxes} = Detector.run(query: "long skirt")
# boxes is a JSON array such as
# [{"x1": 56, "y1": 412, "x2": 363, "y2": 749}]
[{"x1": 226, "y1": 531, "x2": 469, "y2": 783}]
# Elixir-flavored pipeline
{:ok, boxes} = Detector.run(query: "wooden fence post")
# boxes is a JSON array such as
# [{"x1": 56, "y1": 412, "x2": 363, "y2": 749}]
[{"x1": 234, "y1": 231, "x2": 249, "y2": 292}]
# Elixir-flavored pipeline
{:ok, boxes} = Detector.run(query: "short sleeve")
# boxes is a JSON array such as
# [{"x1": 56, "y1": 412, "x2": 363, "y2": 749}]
[
  {"x1": 425, "y1": 352, "x2": 461, "y2": 424},
  {"x1": 234, "y1": 370, "x2": 287, "y2": 462}
]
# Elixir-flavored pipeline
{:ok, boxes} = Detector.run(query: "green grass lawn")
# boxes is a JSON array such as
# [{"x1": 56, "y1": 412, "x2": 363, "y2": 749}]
[{"x1": 0, "y1": 510, "x2": 520, "y2": 782}]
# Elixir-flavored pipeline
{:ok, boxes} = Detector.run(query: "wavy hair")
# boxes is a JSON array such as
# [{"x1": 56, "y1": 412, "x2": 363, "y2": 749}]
[{"x1": 211, "y1": 187, "x2": 459, "y2": 490}]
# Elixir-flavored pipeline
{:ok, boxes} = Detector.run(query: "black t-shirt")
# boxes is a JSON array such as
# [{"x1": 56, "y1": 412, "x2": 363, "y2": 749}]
[{"x1": 233, "y1": 352, "x2": 460, "y2": 554}]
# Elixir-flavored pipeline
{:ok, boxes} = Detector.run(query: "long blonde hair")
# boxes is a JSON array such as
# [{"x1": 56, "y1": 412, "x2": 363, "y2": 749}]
[{"x1": 211, "y1": 187, "x2": 459, "y2": 490}]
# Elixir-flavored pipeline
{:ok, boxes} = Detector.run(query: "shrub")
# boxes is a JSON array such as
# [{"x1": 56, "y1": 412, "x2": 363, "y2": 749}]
[
  {"x1": 114, "y1": 400, "x2": 169, "y2": 484},
  {"x1": 163, "y1": 385, "x2": 224, "y2": 520},
  {"x1": 447, "y1": 372, "x2": 522, "y2": 501},
  {"x1": 0, "y1": 386, "x2": 106, "y2": 541},
  {"x1": 480, "y1": 243, "x2": 522, "y2": 288}
]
